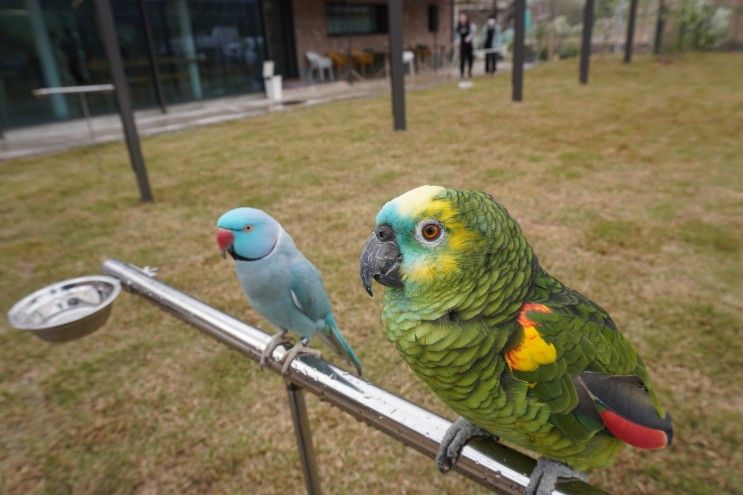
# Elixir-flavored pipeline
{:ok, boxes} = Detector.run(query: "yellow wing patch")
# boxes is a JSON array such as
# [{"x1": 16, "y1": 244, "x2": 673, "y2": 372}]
[{"x1": 506, "y1": 303, "x2": 557, "y2": 372}]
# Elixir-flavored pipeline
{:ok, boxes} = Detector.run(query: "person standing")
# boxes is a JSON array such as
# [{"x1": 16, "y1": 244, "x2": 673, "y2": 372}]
[
  {"x1": 482, "y1": 15, "x2": 501, "y2": 74},
  {"x1": 455, "y1": 12, "x2": 476, "y2": 80}
]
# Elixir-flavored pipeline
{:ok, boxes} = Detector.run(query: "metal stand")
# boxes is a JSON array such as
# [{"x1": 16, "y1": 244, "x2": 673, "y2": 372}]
[
  {"x1": 512, "y1": 0, "x2": 525, "y2": 101},
  {"x1": 96, "y1": 259, "x2": 606, "y2": 495},
  {"x1": 579, "y1": 0, "x2": 595, "y2": 84},
  {"x1": 78, "y1": 93, "x2": 96, "y2": 144},
  {"x1": 653, "y1": 0, "x2": 665, "y2": 55},
  {"x1": 32, "y1": 84, "x2": 114, "y2": 168},
  {"x1": 138, "y1": 0, "x2": 167, "y2": 114},
  {"x1": 624, "y1": 0, "x2": 638, "y2": 63},
  {"x1": 94, "y1": 0, "x2": 154, "y2": 202},
  {"x1": 286, "y1": 382, "x2": 322, "y2": 495},
  {"x1": 388, "y1": 0, "x2": 406, "y2": 130}
]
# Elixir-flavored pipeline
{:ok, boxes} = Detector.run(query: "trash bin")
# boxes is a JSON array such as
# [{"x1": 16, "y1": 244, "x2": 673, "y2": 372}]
[
  {"x1": 262, "y1": 61, "x2": 281, "y2": 102},
  {"x1": 265, "y1": 75, "x2": 282, "y2": 102}
]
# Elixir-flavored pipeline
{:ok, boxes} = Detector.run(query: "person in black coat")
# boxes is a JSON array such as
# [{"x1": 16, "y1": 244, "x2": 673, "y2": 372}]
[{"x1": 455, "y1": 12, "x2": 476, "y2": 80}]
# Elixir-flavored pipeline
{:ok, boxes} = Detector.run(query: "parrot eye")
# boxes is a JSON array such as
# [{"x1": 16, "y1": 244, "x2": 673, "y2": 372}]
[
  {"x1": 244, "y1": 225, "x2": 253, "y2": 232},
  {"x1": 416, "y1": 219, "x2": 444, "y2": 246},
  {"x1": 422, "y1": 223, "x2": 440, "y2": 240}
]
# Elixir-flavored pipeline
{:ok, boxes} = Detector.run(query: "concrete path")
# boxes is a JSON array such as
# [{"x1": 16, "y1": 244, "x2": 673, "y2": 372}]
[{"x1": 1, "y1": 62, "x2": 513, "y2": 160}]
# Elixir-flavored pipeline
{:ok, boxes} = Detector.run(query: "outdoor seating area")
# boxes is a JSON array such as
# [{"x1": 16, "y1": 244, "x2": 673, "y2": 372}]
[{"x1": 303, "y1": 45, "x2": 453, "y2": 82}]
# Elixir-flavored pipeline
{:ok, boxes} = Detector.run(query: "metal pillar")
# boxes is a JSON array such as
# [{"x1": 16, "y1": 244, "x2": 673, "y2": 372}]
[
  {"x1": 653, "y1": 0, "x2": 665, "y2": 54},
  {"x1": 579, "y1": 0, "x2": 595, "y2": 84},
  {"x1": 286, "y1": 382, "x2": 323, "y2": 495},
  {"x1": 624, "y1": 0, "x2": 638, "y2": 63},
  {"x1": 175, "y1": 0, "x2": 202, "y2": 100},
  {"x1": 387, "y1": 0, "x2": 406, "y2": 130},
  {"x1": 24, "y1": 0, "x2": 69, "y2": 119},
  {"x1": 512, "y1": 0, "x2": 525, "y2": 101},
  {"x1": 138, "y1": 0, "x2": 167, "y2": 113},
  {"x1": 93, "y1": 0, "x2": 154, "y2": 202}
]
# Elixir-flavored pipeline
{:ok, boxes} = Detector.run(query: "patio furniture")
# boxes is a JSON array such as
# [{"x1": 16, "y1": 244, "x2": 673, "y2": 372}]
[
  {"x1": 326, "y1": 50, "x2": 350, "y2": 72},
  {"x1": 373, "y1": 49, "x2": 417, "y2": 78},
  {"x1": 415, "y1": 44, "x2": 432, "y2": 67},
  {"x1": 32, "y1": 84, "x2": 114, "y2": 146},
  {"x1": 305, "y1": 51, "x2": 334, "y2": 81},
  {"x1": 351, "y1": 49, "x2": 374, "y2": 78},
  {"x1": 403, "y1": 50, "x2": 415, "y2": 76}
]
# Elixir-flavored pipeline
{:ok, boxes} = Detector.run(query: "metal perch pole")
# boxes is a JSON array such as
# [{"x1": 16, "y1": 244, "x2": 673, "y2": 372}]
[{"x1": 99, "y1": 259, "x2": 605, "y2": 495}]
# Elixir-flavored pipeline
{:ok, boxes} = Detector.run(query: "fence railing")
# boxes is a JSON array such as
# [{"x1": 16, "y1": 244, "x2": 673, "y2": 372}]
[{"x1": 101, "y1": 259, "x2": 606, "y2": 495}]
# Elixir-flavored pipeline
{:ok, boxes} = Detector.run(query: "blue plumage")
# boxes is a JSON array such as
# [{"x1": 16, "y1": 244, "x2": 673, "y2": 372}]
[{"x1": 216, "y1": 207, "x2": 362, "y2": 374}]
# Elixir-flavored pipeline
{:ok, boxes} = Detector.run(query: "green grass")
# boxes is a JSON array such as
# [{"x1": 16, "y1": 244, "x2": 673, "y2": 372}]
[{"x1": 1, "y1": 53, "x2": 742, "y2": 495}]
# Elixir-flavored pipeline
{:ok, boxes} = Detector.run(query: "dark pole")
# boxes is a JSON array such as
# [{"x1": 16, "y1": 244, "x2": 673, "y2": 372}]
[
  {"x1": 388, "y1": 0, "x2": 406, "y2": 131},
  {"x1": 138, "y1": 0, "x2": 166, "y2": 113},
  {"x1": 624, "y1": 0, "x2": 638, "y2": 63},
  {"x1": 512, "y1": 0, "x2": 525, "y2": 101},
  {"x1": 94, "y1": 0, "x2": 154, "y2": 202},
  {"x1": 653, "y1": 0, "x2": 665, "y2": 54},
  {"x1": 579, "y1": 0, "x2": 594, "y2": 84}
]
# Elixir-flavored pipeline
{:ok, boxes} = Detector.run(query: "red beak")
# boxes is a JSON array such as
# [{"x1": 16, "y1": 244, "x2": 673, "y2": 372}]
[{"x1": 216, "y1": 228, "x2": 234, "y2": 254}]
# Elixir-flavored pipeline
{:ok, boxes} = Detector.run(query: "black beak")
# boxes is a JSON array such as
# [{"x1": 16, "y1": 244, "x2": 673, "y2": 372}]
[{"x1": 360, "y1": 224, "x2": 403, "y2": 296}]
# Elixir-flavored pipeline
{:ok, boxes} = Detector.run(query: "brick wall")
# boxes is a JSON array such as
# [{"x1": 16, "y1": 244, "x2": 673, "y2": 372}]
[{"x1": 292, "y1": 0, "x2": 453, "y2": 76}]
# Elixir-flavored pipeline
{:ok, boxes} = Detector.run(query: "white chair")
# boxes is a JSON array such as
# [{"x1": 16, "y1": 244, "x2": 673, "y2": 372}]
[
  {"x1": 305, "y1": 51, "x2": 334, "y2": 81},
  {"x1": 403, "y1": 50, "x2": 415, "y2": 77}
]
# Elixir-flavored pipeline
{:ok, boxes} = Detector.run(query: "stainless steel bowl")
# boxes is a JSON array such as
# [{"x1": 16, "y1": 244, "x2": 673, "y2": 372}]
[{"x1": 7, "y1": 275, "x2": 121, "y2": 342}]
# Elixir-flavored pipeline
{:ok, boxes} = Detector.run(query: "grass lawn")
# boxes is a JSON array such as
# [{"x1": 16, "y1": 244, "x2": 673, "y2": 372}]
[{"x1": 1, "y1": 52, "x2": 741, "y2": 495}]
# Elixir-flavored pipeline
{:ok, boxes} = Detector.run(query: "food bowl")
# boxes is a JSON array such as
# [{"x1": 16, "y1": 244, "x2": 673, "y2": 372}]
[{"x1": 7, "y1": 275, "x2": 121, "y2": 342}]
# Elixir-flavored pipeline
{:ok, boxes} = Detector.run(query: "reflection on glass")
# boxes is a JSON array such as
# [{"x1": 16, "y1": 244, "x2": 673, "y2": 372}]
[{"x1": 0, "y1": 0, "x2": 265, "y2": 128}]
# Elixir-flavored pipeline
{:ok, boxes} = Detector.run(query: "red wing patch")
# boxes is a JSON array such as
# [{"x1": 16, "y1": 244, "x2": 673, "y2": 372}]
[{"x1": 600, "y1": 409, "x2": 669, "y2": 449}]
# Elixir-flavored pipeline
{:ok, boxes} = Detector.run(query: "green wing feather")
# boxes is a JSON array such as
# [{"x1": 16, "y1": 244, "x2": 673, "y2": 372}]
[{"x1": 512, "y1": 270, "x2": 666, "y2": 443}]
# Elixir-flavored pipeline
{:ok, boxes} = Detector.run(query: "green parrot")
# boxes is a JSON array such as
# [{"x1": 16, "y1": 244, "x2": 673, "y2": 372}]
[{"x1": 360, "y1": 186, "x2": 672, "y2": 494}]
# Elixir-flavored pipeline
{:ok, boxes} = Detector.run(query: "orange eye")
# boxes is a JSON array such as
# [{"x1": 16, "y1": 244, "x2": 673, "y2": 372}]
[
  {"x1": 244, "y1": 225, "x2": 253, "y2": 232},
  {"x1": 421, "y1": 223, "x2": 441, "y2": 241}
]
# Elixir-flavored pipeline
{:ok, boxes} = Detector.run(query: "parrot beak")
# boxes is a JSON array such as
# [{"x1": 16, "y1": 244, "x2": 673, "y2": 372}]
[
  {"x1": 360, "y1": 224, "x2": 403, "y2": 297},
  {"x1": 216, "y1": 228, "x2": 234, "y2": 259}
]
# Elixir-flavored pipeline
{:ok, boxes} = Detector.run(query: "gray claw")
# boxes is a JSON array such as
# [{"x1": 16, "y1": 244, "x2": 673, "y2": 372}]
[
  {"x1": 436, "y1": 417, "x2": 495, "y2": 473},
  {"x1": 525, "y1": 457, "x2": 587, "y2": 495},
  {"x1": 260, "y1": 330, "x2": 291, "y2": 368},
  {"x1": 280, "y1": 341, "x2": 322, "y2": 374}
]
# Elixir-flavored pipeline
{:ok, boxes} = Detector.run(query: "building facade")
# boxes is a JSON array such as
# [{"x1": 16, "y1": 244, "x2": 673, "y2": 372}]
[{"x1": 0, "y1": 0, "x2": 453, "y2": 129}]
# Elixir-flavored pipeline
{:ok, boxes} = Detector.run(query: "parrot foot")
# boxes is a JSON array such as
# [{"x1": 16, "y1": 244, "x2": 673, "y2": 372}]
[
  {"x1": 260, "y1": 330, "x2": 292, "y2": 368},
  {"x1": 280, "y1": 340, "x2": 322, "y2": 375},
  {"x1": 525, "y1": 457, "x2": 587, "y2": 495},
  {"x1": 436, "y1": 417, "x2": 497, "y2": 473}
]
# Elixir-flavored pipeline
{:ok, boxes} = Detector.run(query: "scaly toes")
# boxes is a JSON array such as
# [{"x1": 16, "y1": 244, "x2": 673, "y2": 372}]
[
  {"x1": 436, "y1": 417, "x2": 492, "y2": 473},
  {"x1": 526, "y1": 457, "x2": 586, "y2": 495},
  {"x1": 435, "y1": 447, "x2": 455, "y2": 473},
  {"x1": 280, "y1": 345, "x2": 322, "y2": 374}
]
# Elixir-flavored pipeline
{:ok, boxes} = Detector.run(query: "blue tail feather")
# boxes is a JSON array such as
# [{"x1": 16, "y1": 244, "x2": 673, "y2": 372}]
[{"x1": 321, "y1": 314, "x2": 363, "y2": 375}]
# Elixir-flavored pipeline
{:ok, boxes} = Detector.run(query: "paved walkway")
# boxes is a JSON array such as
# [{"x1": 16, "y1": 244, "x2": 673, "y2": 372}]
[{"x1": 1, "y1": 62, "x2": 512, "y2": 160}]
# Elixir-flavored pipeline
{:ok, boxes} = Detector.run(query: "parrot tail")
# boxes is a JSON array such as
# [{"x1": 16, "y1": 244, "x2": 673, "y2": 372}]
[{"x1": 319, "y1": 314, "x2": 363, "y2": 376}]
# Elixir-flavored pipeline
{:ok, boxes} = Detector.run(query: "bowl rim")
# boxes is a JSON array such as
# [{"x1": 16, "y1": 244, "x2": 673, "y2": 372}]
[{"x1": 7, "y1": 275, "x2": 122, "y2": 331}]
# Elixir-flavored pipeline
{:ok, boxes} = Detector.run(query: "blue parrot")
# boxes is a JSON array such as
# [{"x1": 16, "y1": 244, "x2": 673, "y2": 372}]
[{"x1": 216, "y1": 207, "x2": 362, "y2": 375}]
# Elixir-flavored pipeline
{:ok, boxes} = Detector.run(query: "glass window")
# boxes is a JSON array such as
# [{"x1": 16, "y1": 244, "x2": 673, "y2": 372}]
[
  {"x1": 0, "y1": 0, "x2": 266, "y2": 129},
  {"x1": 325, "y1": 2, "x2": 388, "y2": 36}
]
